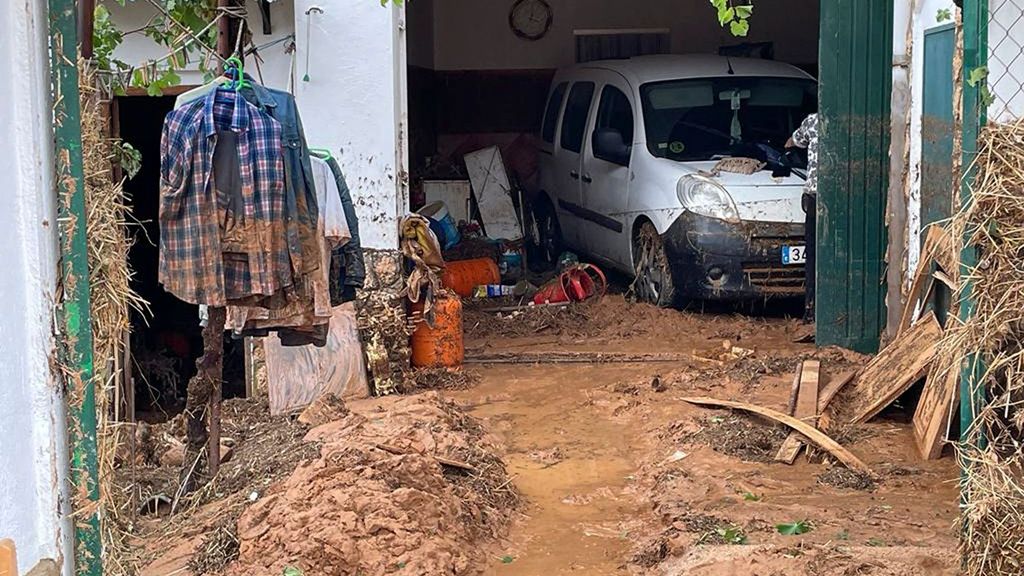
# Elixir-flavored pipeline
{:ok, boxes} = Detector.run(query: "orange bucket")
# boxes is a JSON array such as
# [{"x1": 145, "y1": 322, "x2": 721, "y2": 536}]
[
  {"x1": 442, "y1": 258, "x2": 500, "y2": 297},
  {"x1": 410, "y1": 296, "x2": 465, "y2": 368}
]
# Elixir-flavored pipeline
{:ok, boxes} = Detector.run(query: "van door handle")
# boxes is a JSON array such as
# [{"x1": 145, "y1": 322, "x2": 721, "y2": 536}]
[
  {"x1": 582, "y1": 174, "x2": 593, "y2": 183},
  {"x1": 569, "y1": 170, "x2": 580, "y2": 180}
]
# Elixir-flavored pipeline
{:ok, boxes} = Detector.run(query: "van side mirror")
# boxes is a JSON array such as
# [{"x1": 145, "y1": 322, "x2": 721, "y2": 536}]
[{"x1": 593, "y1": 128, "x2": 631, "y2": 166}]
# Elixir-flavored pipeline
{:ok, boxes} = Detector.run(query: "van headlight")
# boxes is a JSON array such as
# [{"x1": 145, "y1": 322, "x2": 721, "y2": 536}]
[{"x1": 676, "y1": 175, "x2": 740, "y2": 223}]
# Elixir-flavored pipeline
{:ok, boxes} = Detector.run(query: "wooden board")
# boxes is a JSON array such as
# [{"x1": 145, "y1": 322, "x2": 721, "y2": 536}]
[
  {"x1": 423, "y1": 180, "x2": 472, "y2": 224},
  {"x1": 898, "y1": 227, "x2": 946, "y2": 335},
  {"x1": 682, "y1": 396, "x2": 874, "y2": 476},
  {"x1": 775, "y1": 360, "x2": 821, "y2": 464},
  {"x1": 463, "y1": 146, "x2": 523, "y2": 241},
  {"x1": 913, "y1": 362, "x2": 960, "y2": 460},
  {"x1": 265, "y1": 303, "x2": 370, "y2": 415},
  {"x1": 839, "y1": 312, "x2": 942, "y2": 424}
]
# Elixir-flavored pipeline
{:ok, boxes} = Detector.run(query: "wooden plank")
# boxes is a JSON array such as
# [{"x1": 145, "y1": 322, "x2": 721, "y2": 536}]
[
  {"x1": 838, "y1": 312, "x2": 942, "y2": 424},
  {"x1": 784, "y1": 366, "x2": 801, "y2": 416},
  {"x1": 243, "y1": 337, "x2": 254, "y2": 398},
  {"x1": 682, "y1": 396, "x2": 875, "y2": 476},
  {"x1": 775, "y1": 361, "x2": 821, "y2": 464},
  {"x1": 913, "y1": 363, "x2": 960, "y2": 460},
  {"x1": 796, "y1": 361, "x2": 821, "y2": 424},
  {"x1": 898, "y1": 227, "x2": 943, "y2": 335}
]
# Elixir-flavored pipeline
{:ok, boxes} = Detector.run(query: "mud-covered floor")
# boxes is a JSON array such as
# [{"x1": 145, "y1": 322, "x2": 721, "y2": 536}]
[
  {"x1": 129, "y1": 296, "x2": 958, "y2": 576},
  {"x1": 454, "y1": 296, "x2": 959, "y2": 575}
]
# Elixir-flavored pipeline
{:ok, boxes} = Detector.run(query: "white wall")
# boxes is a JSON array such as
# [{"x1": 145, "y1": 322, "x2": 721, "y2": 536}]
[
  {"x1": 0, "y1": 1, "x2": 72, "y2": 574},
  {"x1": 294, "y1": 0, "x2": 405, "y2": 249},
  {"x1": 107, "y1": 0, "x2": 296, "y2": 91},
  {"x1": 431, "y1": 0, "x2": 819, "y2": 71}
]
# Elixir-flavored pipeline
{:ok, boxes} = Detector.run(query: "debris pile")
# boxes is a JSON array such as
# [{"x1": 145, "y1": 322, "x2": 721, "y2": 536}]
[
  {"x1": 938, "y1": 118, "x2": 1024, "y2": 575},
  {"x1": 221, "y1": 393, "x2": 518, "y2": 576}
]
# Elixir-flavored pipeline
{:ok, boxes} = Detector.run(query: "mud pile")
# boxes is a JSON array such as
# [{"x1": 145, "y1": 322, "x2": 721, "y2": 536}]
[{"x1": 223, "y1": 392, "x2": 518, "y2": 576}]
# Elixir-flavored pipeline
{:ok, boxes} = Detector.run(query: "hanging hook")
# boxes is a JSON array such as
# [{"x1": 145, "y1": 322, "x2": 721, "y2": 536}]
[{"x1": 303, "y1": 6, "x2": 324, "y2": 82}]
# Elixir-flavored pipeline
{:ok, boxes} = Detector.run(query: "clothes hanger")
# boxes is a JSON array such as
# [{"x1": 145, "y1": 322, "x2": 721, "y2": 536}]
[{"x1": 220, "y1": 56, "x2": 252, "y2": 92}]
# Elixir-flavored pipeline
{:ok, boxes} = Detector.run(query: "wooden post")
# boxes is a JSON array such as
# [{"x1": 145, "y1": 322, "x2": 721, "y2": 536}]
[{"x1": 181, "y1": 307, "x2": 226, "y2": 491}]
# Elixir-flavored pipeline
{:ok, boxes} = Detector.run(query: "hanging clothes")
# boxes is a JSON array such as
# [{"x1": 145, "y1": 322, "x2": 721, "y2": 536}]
[
  {"x1": 177, "y1": 74, "x2": 321, "y2": 279},
  {"x1": 223, "y1": 155, "x2": 351, "y2": 343},
  {"x1": 310, "y1": 152, "x2": 366, "y2": 304},
  {"x1": 159, "y1": 87, "x2": 291, "y2": 307}
]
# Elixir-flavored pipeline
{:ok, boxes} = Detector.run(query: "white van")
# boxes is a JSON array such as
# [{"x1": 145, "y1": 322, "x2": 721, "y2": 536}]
[{"x1": 534, "y1": 54, "x2": 816, "y2": 306}]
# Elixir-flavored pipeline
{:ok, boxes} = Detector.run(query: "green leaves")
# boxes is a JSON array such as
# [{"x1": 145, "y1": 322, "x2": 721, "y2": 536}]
[
  {"x1": 710, "y1": 0, "x2": 755, "y2": 37},
  {"x1": 742, "y1": 491, "x2": 761, "y2": 502},
  {"x1": 776, "y1": 520, "x2": 812, "y2": 536},
  {"x1": 967, "y1": 66, "x2": 989, "y2": 87},
  {"x1": 936, "y1": 8, "x2": 953, "y2": 22},
  {"x1": 283, "y1": 567, "x2": 304, "y2": 576},
  {"x1": 967, "y1": 67, "x2": 997, "y2": 108},
  {"x1": 500, "y1": 555, "x2": 515, "y2": 564}
]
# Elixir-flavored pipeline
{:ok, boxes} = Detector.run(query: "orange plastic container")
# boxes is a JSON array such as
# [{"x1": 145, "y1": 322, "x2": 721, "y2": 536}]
[
  {"x1": 410, "y1": 296, "x2": 465, "y2": 368},
  {"x1": 441, "y1": 258, "x2": 500, "y2": 297}
]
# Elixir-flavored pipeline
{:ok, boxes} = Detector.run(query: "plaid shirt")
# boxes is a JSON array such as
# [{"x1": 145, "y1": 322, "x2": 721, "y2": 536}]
[{"x1": 159, "y1": 89, "x2": 291, "y2": 306}]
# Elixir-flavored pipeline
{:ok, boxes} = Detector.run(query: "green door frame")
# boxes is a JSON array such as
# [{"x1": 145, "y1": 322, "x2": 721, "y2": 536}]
[{"x1": 816, "y1": 0, "x2": 895, "y2": 354}]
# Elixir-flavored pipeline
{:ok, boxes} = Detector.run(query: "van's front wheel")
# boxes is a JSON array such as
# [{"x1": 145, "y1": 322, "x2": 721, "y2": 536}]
[
  {"x1": 531, "y1": 197, "x2": 563, "y2": 270},
  {"x1": 631, "y1": 221, "x2": 677, "y2": 307}
]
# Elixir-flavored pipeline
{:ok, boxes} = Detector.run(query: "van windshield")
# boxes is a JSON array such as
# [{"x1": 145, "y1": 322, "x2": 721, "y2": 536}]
[{"x1": 639, "y1": 77, "x2": 817, "y2": 162}]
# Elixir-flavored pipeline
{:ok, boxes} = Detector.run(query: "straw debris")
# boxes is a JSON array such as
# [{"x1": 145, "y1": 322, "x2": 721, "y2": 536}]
[
  {"x1": 940, "y1": 118, "x2": 1024, "y2": 574},
  {"x1": 80, "y1": 61, "x2": 149, "y2": 576}
]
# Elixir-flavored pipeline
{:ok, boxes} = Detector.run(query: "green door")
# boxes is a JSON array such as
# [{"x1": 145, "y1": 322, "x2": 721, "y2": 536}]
[
  {"x1": 817, "y1": 0, "x2": 894, "y2": 353},
  {"x1": 921, "y1": 25, "x2": 956, "y2": 234},
  {"x1": 921, "y1": 25, "x2": 956, "y2": 325}
]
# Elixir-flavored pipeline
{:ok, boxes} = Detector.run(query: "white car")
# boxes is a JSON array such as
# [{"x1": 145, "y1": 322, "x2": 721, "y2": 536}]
[{"x1": 534, "y1": 54, "x2": 816, "y2": 306}]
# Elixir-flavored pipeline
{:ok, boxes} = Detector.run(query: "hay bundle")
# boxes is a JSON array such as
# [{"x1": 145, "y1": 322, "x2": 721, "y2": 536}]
[
  {"x1": 80, "y1": 62, "x2": 149, "y2": 576},
  {"x1": 938, "y1": 117, "x2": 1024, "y2": 574}
]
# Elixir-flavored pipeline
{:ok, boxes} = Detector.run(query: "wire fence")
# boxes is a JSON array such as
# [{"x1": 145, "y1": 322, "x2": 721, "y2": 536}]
[{"x1": 988, "y1": 0, "x2": 1024, "y2": 122}]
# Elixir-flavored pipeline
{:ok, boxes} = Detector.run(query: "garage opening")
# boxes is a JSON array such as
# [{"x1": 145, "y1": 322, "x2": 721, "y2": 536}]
[
  {"x1": 117, "y1": 95, "x2": 248, "y2": 421},
  {"x1": 404, "y1": 0, "x2": 821, "y2": 310}
]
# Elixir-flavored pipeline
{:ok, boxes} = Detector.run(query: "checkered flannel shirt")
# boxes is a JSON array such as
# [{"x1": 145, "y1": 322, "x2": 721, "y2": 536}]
[{"x1": 159, "y1": 89, "x2": 291, "y2": 306}]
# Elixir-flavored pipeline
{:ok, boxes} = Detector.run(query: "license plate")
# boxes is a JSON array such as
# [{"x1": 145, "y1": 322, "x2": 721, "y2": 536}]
[{"x1": 782, "y1": 245, "x2": 807, "y2": 265}]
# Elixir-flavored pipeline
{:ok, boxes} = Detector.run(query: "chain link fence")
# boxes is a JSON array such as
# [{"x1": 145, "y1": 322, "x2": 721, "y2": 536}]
[{"x1": 988, "y1": 0, "x2": 1024, "y2": 122}]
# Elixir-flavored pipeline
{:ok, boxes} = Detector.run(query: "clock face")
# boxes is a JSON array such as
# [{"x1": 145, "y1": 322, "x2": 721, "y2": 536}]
[{"x1": 509, "y1": 0, "x2": 553, "y2": 41}]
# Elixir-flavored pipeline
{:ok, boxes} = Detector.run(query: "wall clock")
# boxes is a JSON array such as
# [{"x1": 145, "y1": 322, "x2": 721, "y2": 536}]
[{"x1": 509, "y1": 0, "x2": 553, "y2": 41}]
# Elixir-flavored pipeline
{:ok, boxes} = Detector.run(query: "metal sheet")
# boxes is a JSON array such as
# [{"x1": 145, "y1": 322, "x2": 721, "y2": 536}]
[{"x1": 464, "y1": 146, "x2": 524, "y2": 241}]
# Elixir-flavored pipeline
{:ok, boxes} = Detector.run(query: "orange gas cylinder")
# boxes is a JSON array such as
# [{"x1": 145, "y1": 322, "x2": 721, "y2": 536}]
[
  {"x1": 441, "y1": 258, "x2": 500, "y2": 297},
  {"x1": 410, "y1": 296, "x2": 465, "y2": 368}
]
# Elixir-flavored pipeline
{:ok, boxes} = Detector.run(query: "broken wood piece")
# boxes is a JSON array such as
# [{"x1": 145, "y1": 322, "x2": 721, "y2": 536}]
[
  {"x1": 775, "y1": 360, "x2": 821, "y2": 464},
  {"x1": 913, "y1": 363, "x2": 960, "y2": 460},
  {"x1": 933, "y1": 269, "x2": 957, "y2": 290},
  {"x1": 682, "y1": 396, "x2": 875, "y2": 476},
  {"x1": 817, "y1": 371, "x2": 856, "y2": 431},
  {"x1": 784, "y1": 365, "x2": 801, "y2": 416},
  {"x1": 838, "y1": 312, "x2": 942, "y2": 424},
  {"x1": 898, "y1": 226, "x2": 949, "y2": 335}
]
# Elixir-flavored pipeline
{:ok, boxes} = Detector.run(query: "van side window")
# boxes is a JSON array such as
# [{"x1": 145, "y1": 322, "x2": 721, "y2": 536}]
[
  {"x1": 594, "y1": 85, "x2": 634, "y2": 164},
  {"x1": 541, "y1": 82, "x2": 568, "y2": 144},
  {"x1": 560, "y1": 82, "x2": 596, "y2": 153}
]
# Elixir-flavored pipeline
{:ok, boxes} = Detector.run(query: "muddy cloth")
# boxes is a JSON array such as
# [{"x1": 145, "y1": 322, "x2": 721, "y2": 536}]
[
  {"x1": 312, "y1": 153, "x2": 366, "y2": 304},
  {"x1": 159, "y1": 88, "x2": 290, "y2": 307},
  {"x1": 225, "y1": 157, "x2": 351, "y2": 346},
  {"x1": 791, "y1": 113, "x2": 819, "y2": 196}
]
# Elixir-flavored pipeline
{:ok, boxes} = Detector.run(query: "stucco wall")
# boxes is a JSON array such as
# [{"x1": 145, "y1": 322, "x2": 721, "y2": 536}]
[
  {"x1": 293, "y1": 0, "x2": 405, "y2": 249},
  {"x1": 0, "y1": 1, "x2": 71, "y2": 574},
  {"x1": 430, "y1": 0, "x2": 820, "y2": 71}
]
